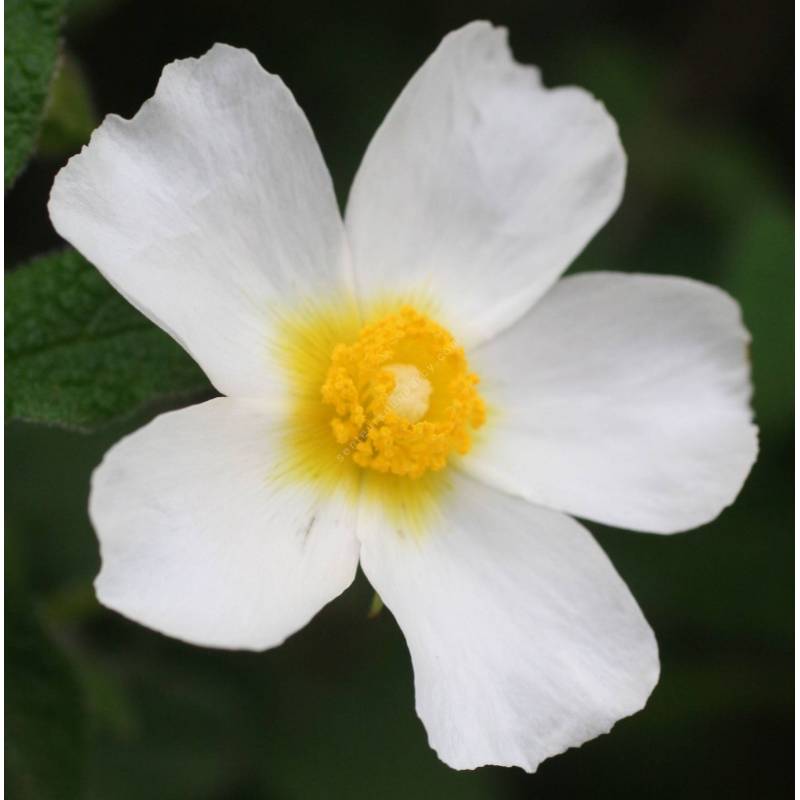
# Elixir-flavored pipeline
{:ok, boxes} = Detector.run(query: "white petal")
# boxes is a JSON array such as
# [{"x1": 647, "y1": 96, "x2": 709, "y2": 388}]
[
  {"x1": 345, "y1": 21, "x2": 624, "y2": 346},
  {"x1": 358, "y1": 472, "x2": 658, "y2": 772},
  {"x1": 49, "y1": 44, "x2": 350, "y2": 398},
  {"x1": 91, "y1": 398, "x2": 360, "y2": 650},
  {"x1": 466, "y1": 272, "x2": 758, "y2": 533}
]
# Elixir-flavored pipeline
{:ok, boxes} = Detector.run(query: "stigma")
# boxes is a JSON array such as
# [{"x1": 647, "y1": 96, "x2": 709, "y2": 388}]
[{"x1": 385, "y1": 363, "x2": 432, "y2": 422}]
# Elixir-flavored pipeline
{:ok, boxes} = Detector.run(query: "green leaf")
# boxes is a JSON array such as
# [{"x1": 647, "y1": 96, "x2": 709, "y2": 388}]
[
  {"x1": 4, "y1": 0, "x2": 67, "y2": 188},
  {"x1": 5, "y1": 249, "x2": 212, "y2": 431},
  {"x1": 5, "y1": 589, "x2": 87, "y2": 800}
]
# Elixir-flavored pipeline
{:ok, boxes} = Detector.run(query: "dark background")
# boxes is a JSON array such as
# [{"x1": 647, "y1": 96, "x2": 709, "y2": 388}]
[{"x1": 6, "y1": 0, "x2": 794, "y2": 797}]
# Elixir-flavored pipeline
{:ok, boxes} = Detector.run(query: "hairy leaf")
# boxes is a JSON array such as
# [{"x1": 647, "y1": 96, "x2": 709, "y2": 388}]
[
  {"x1": 5, "y1": 0, "x2": 67, "y2": 187},
  {"x1": 5, "y1": 249, "x2": 212, "y2": 431}
]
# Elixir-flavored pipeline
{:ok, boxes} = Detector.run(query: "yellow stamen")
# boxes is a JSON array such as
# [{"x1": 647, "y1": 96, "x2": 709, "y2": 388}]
[{"x1": 321, "y1": 306, "x2": 486, "y2": 478}]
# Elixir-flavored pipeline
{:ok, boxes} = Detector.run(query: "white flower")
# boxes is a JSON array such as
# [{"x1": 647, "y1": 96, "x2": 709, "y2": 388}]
[{"x1": 48, "y1": 21, "x2": 757, "y2": 772}]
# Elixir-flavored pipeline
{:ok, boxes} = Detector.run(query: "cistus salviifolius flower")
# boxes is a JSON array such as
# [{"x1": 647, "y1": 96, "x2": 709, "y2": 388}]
[{"x1": 48, "y1": 21, "x2": 757, "y2": 772}]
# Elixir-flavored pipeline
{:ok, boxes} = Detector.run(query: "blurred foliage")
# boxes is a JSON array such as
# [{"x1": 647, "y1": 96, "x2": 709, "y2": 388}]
[
  {"x1": 4, "y1": 0, "x2": 793, "y2": 798},
  {"x1": 5, "y1": 586, "x2": 87, "y2": 800},
  {"x1": 4, "y1": 0, "x2": 66, "y2": 188},
  {"x1": 5, "y1": 249, "x2": 211, "y2": 431},
  {"x1": 726, "y1": 198, "x2": 793, "y2": 439},
  {"x1": 38, "y1": 53, "x2": 97, "y2": 158}
]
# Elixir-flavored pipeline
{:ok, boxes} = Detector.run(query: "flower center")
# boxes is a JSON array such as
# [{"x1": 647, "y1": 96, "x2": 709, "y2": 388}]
[{"x1": 321, "y1": 306, "x2": 486, "y2": 478}]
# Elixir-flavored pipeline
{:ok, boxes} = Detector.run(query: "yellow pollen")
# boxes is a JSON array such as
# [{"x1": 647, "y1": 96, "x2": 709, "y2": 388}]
[{"x1": 321, "y1": 306, "x2": 486, "y2": 478}]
